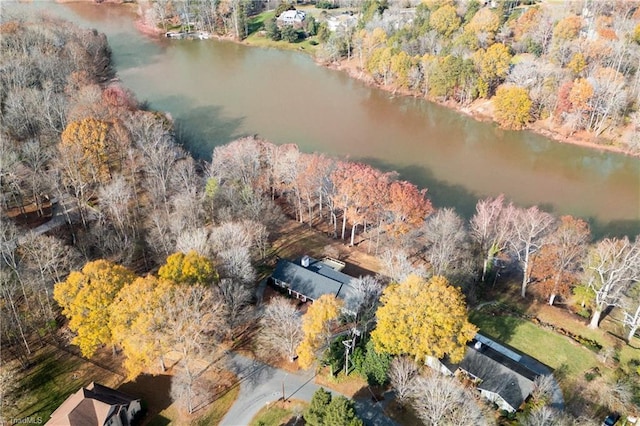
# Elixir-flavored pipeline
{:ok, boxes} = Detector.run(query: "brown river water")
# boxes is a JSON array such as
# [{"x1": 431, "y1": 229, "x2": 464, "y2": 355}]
[{"x1": 5, "y1": 2, "x2": 639, "y2": 238}]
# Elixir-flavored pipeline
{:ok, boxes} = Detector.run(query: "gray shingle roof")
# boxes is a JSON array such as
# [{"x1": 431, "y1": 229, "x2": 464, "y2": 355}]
[
  {"x1": 271, "y1": 257, "x2": 358, "y2": 312},
  {"x1": 454, "y1": 335, "x2": 553, "y2": 411}
]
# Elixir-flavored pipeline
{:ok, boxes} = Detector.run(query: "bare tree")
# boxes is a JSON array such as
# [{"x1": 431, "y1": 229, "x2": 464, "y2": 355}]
[
  {"x1": 530, "y1": 374, "x2": 556, "y2": 407},
  {"x1": 522, "y1": 406, "x2": 572, "y2": 426},
  {"x1": 585, "y1": 236, "x2": 640, "y2": 328},
  {"x1": 470, "y1": 195, "x2": 517, "y2": 283},
  {"x1": 540, "y1": 216, "x2": 590, "y2": 306},
  {"x1": 344, "y1": 275, "x2": 383, "y2": 331},
  {"x1": 257, "y1": 297, "x2": 303, "y2": 362},
  {"x1": 622, "y1": 284, "x2": 640, "y2": 342},
  {"x1": 388, "y1": 356, "x2": 418, "y2": 406},
  {"x1": 218, "y1": 278, "x2": 254, "y2": 338},
  {"x1": 509, "y1": 206, "x2": 556, "y2": 298},
  {"x1": 380, "y1": 249, "x2": 425, "y2": 283},
  {"x1": 217, "y1": 246, "x2": 255, "y2": 285},
  {"x1": 176, "y1": 227, "x2": 210, "y2": 257},
  {"x1": 421, "y1": 208, "x2": 470, "y2": 277},
  {"x1": 410, "y1": 373, "x2": 490, "y2": 425}
]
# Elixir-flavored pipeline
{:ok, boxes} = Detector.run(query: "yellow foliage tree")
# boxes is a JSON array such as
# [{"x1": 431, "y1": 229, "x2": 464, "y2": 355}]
[
  {"x1": 109, "y1": 275, "x2": 174, "y2": 378},
  {"x1": 465, "y1": 7, "x2": 501, "y2": 45},
  {"x1": 371, "y1": 275, "x2": 477, "y2": 363},
  {"x1": 296, "y1": 295, "x2": 343, "y2": 369},
  {"x1": 568, "y1": 78, "x2": 594, "y2": 112},
  {"x1": 473, "y1": 43, "x2": 512, "y2": 98},
  {"x1": 429, "y1": 5, "x2": 461, "y2": 38},
  {"x1": 53, "y1": 260, "x2": 135, "y2": 357},
  {"x1": 553, "y1": 15, "x2": 582, "y2": 41},
  {"x1": 493, "y1": 85, "x2": 533, "y2": 130},
  {"x1": 158, "y1": 250, "x2": 218, "y2": 286},
  {"x1": 567, "y1": 52, "x2": 587, "y2": 76},
  {"x1": 59, "y1": 117, "x2": 112, "y2": 184}
]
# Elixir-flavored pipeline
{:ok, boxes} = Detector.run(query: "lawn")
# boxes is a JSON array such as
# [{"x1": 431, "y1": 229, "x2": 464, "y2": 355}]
[
  {"x1": 245, "y1": 11, "x2": 319, "y2": 55},
  {"x1": 469, "y1": 311, "x2": 599, "y2": 378},
  {"x1": 8, "y1": 344, "x2": 123, "y2": 423},
  {"x1": 249, "y1": 399, "x2": 307, "y2": 426}
]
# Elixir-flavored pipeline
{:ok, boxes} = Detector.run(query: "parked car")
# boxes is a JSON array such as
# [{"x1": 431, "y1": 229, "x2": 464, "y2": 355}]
[{"x1": 603, "y1": 413, "x2": 620, "y2": 426}]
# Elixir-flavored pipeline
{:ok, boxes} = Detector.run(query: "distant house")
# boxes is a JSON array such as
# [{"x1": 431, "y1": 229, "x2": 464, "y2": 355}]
[
  {"x1": 46, "y1": 382, "x2": 141, "y2": 426},
  {"x1": 270, "y1": 256, "x2": 358, "y2": 314},
  {"x1": 277, "y1": 10, "x2": 307, "y2": 27},
  {"x1": 426, "y1": 334, "x2": 556, "y2": 413}
]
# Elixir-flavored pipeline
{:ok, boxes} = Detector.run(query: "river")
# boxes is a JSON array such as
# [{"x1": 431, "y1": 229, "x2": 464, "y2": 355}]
[{"x1": 5, "y1": 2, "x2": 640, "y2": 238}]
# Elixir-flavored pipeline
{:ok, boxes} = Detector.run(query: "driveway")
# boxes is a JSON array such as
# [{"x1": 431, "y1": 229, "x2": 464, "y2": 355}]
[{"x1": 220, "y1": 353, "x2": 399, "y2": 426}]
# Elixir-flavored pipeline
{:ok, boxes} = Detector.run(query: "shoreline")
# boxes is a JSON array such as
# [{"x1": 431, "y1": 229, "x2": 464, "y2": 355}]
[
  {"x1": 127, "y1": 12, "x2": 639, "y2": 159},
  {"x1": 323, "y1": 58, "x2": 639, "y2": 159}
]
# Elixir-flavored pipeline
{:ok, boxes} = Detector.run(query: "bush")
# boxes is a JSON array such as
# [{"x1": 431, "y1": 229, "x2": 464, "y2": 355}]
[{"x1": 316, "y1": 0, "x2": 339, "y2": 9}]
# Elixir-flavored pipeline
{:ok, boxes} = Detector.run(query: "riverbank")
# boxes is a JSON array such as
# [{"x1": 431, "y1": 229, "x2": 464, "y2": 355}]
[{"x1": 324, "y1": 57, "x2": 639, "y2": 159}]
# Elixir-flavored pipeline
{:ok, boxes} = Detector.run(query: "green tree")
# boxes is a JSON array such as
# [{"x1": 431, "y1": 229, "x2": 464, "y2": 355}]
[
  {"x1": 493, "y1": 85, "x2": 532, "y2": 130},
  {"x1": 325, "y1": 396, "x2": 363, "y2": 426},
  {"x1": 53, "y1": 260, "x2": 135, "y2": 357},
  {"x1": 306, "y1": 16, "x2": 318, "y2": 36},
  {"x1": 281, "y1": 25, "x2": 300, "y2": 43},
  {"x1": 303, "y1": 388, "x2": 363, "y2": 426},
  {"x1": 158, "y1": 250, "x2": 218, "y2": 286},
  {"x1": 371, "y1": 275, "x2": 477, "y2": 363},
  {"x1": 356, "y1": 339, "x2": 391, "y2": 386},
  {"x1": 304, "y1": 388, "x2": 332, "y2": 426},
  {"x1": 265, "y1": 17, "x2": 281, "y2": 41}
]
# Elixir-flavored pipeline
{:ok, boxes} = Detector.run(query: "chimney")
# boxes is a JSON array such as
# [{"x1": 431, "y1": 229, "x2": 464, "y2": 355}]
[
  {"x1": 474, "y1": 341, "x2": 482, "y2": 350},
  {"x1": 301, "y1": 255, "x2": 310, "y2": 268}
]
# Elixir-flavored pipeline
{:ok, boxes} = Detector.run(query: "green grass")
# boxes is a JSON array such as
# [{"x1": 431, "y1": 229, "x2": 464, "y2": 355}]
[
  {"x1": 250, "y1": 405, "x2": 291, "y2": 426},
  {"x1": 470, "y1": 311, "x2": 599, "y2": 378},
  {"x1": 247, "y1": 11, "x2": 275, "y2": 35},
  {"x1": 10, "y1": 344, "x2": 122, "y2": 422},
  {"x1": 244, "y1": 32, "x2": 319, "y2": 55},
  {"x1": 249, "y1": 400, "x2": 307, "y2": 426}
]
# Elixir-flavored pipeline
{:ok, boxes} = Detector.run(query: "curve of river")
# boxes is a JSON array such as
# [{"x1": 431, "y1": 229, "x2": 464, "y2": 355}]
[{"x1": 6, "y1": 2, "x2": 640, "y2": 238}]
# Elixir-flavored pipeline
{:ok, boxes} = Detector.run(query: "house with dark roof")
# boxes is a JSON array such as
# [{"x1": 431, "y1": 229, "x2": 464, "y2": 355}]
[
  {"x1": 46, "y1": 382, "x2": 141, "y2": 426},
  {"x1": 426, "y1": 334, "x2": 555, "y2": 413},
  {"x1": 270, "y1": 256, "x2": 358, "y2": 314}
]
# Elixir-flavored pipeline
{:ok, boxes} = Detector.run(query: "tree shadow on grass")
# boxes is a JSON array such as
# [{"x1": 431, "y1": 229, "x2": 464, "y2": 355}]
[{"x1": 118, "y1": 374, "x2": 172, "y2": 423}]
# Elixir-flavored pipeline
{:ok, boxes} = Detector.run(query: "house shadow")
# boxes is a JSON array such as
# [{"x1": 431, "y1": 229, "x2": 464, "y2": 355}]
[{"x1": 118, "y1": 374, "x2": 172, "y2": 425}]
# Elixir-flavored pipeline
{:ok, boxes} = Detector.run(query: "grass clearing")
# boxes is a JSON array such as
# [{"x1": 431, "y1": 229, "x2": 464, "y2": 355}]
[
  {"x1": 9, "y1": 344, "x2": 123, "y2": 423},
  {"x1": 249, "y1": 399, "x2": 307, "y2": 426},
  {"x1": 470, "y1": 311, "x2": 599, "y2": 378}
]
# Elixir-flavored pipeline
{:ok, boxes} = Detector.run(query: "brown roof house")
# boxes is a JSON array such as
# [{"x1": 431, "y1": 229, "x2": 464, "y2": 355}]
[{"x1": 46, "y1": 382, "x2": 142, "y2": 426}]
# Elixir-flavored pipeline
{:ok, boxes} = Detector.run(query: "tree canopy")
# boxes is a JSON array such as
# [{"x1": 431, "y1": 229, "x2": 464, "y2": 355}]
[
  {"x1": 53, "y1": 260, "x2": 135, "y2": 357},
  {"x1": 297, "y1": 295, "x2": 343, "y2": 369},
  {"x1": 371, "y1": 275, "x2": 477, "y2": 363}
]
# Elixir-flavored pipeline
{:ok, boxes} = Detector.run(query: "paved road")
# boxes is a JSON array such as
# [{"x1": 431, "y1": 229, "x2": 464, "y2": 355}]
[{"x1": 220, "y1": 353, "x2": 399, "y2": 426}]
